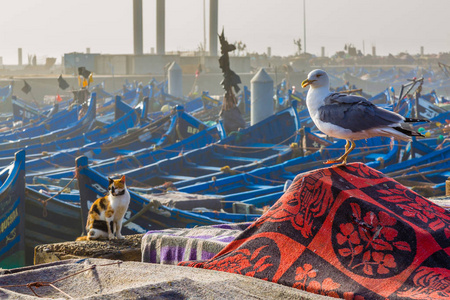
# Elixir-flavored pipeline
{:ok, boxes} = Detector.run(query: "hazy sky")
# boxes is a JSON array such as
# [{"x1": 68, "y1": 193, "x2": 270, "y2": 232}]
[{"x1": 1, "y1": 0, "x2": 449, "y2": 64}]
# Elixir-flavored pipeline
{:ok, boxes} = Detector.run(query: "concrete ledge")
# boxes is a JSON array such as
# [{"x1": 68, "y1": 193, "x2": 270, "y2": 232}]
[{"x1": 34, "y1": 234, "x2": 143, "y2": 265}]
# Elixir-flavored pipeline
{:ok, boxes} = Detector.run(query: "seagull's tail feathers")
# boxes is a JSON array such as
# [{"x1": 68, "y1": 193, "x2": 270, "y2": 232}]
[
  {"x1": 404, "y1": 117, "x2": 430, "y2": 123},
  {"x1": 373, "y1": 126, "x2": 422, "y2": 142},
  {"x1": 392, "y1": 126, "x2": 424, "y2": 140}
]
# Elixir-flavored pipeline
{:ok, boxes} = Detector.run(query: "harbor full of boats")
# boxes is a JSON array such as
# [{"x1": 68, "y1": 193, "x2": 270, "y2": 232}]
[{"x1": 1, "y1": 66, "x2": 450, "y2": 268}]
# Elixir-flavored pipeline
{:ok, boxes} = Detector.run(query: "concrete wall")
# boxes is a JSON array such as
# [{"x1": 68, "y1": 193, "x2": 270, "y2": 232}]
[
  {"x1": 179, "y1": 56, "x2": 202, "y2": 74},
  {"x1": 133, "y1": 55, "x2": 179, "y2": 75},
  {"x1": 64, "y1": 53, "x2": 98, "y2": 75},
  {"x1": 64, "y1": 53, "x2": 251, "y2": 76},
  {"x1": 95, "y1": 54, "x2": 179, "y2": 75},
  {"x1": 203, "y1": 56, "x2": 251, "y2": 74},
  {"x1": 95, "y1": 55, "x2": 128, "y2": 75}
]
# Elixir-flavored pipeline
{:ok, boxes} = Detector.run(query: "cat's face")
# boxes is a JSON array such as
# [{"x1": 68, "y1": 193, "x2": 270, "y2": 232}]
[{"x1": 108, "y1": 175, "x2": 126, "y2": 196}]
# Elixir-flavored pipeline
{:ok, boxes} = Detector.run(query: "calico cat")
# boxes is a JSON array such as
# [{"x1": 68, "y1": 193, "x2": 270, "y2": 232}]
[{"x1": 77, "y1": 175, "x2": 130, "y2": 241}]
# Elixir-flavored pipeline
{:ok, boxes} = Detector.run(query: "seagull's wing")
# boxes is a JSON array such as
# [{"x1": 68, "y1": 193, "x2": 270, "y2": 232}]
[{"x1": 318, "y1": 93, "x2": 404, "y2": 132}]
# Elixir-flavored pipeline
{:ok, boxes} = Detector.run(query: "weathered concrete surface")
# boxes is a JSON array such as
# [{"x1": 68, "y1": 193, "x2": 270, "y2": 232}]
[
  {"x1": 34, "y1": 234, "x2": 143, "y2": 265},
  {"x1": 1, "y1": 258, "x2": 333, "y2": 299}
]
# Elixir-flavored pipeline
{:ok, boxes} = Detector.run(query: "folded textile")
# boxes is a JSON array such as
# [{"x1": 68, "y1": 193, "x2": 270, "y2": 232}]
[
  {"x1": 180, "y1": 163, "x2": 450, "y2": 299},
  {"x1": 142, "y1": 223, "x2": 251, "y2": 265}
]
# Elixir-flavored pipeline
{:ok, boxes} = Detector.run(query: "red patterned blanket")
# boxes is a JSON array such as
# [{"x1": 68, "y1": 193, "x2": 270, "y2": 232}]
[{"x1": 180, "y1": 163, "x2": 450, "y2": 299}]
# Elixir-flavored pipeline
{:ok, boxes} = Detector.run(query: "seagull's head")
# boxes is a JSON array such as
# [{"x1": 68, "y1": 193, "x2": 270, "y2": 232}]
[{"x1": 301, "y1": 69, "x2": 329, "y2": 89}]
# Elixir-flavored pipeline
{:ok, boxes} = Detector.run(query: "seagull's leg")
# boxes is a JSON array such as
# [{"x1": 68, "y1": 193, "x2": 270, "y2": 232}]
[
  {"x1": 325, "y1": 140, "x2": 350, "y2": 164},
  {"x1": 336, "y1": 140, "x2": 356, "y2": 166}
]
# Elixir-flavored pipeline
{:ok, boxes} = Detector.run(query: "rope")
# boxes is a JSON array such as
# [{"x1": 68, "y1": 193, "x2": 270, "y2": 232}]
[
  {"x1": 212, "y1": 132, "x2": 396, "y2": 153},
  {"x1": 122, "y1": 199, "x2": 168, "y2": 226},
  {"x1": 100, "y1": 120, "x2": 169, "y2": 150},
  {"x1": 120, "y1": 175, "x2": 169, "y2": 193},
  {"x1": 219, "y1": 166, "x2": 286, "y2": 185},
  {"x1": 435, "y1": 138, "x2": 450, "y2": 150},
  {"x1": 392, "y1": 166, "x2": 450, "y2": 183},
  {"x1": 128, "y1": 154, "x2": 143, "y2": 168},
  {"x1": 408, "y1": 166, "x2": 434, "y2": 183},
  {"x1": 37, "y1": 167, "x2": 81, "y2": 217},
  {"x1": 384, "y1": 157, "x2": 450, "y2": 178},
  {"x1": 213, "y1": 130, "x2": 301, "y2": 154}
]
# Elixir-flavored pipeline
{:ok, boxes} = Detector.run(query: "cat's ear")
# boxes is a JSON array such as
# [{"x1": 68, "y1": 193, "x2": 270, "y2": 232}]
[
  {"x1": 120, "y1": 175, "x2": 126, "y2": 183},
  {"x1": 108, "y1": 177, "x2": 114, "y2": 184}
]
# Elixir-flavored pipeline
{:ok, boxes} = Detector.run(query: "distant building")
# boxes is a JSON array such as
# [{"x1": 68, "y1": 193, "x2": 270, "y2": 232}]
[
  {"x1": 63, "y1": 53, "x2": 251, "y2": 75},
  {"x1": 64, "y1": 53, "x2": 98, "y2": 75}
]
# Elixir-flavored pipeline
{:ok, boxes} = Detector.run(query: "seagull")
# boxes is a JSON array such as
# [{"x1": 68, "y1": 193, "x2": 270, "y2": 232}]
[{"x1": 301, "y1": 69, "x2": 428, "y2": 166}]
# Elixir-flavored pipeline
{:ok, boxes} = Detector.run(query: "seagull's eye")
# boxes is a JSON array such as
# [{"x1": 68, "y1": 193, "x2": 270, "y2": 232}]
[{"x1": 316, "y1": 74, "x2": 322, "y2": 78}]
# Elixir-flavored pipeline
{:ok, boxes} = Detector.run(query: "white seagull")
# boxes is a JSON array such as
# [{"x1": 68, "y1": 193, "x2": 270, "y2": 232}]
[{"x1": 301, "y1": 69, "x2": 428, "y2": 166}]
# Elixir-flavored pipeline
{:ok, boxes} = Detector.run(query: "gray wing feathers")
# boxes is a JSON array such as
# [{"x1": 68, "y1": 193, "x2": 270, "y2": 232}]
[
  {"x1": 324, "y1": 93, "x2": 368, "y2": 105},
  {"x1": 319, "y1": 93, "x2": 404, "y2": 132}
]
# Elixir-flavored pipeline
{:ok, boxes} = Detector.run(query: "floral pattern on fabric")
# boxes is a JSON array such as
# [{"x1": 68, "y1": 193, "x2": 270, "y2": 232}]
[{"x1": 332, "y1": 199, "x2": 416, "y2": 278}]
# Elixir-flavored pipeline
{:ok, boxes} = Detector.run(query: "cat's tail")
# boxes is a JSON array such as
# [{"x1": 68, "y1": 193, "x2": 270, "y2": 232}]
[
  {"x1": 75, "y1": 228, "x2": 109, "y2": 241},
  {"x1": 88, "y1": 228, "x2": 109, "y2": 240}
]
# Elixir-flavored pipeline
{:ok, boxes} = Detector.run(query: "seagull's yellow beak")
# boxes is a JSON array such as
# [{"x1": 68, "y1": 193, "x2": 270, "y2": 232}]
[{"x1": 301, "y1": 79, "x2": 315, "y2": 88}]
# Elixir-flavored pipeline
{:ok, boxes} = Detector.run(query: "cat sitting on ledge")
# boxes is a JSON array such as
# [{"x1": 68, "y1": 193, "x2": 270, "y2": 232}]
[{"x1": 77, "y1": 175, "x2": 130, "y2": 241}]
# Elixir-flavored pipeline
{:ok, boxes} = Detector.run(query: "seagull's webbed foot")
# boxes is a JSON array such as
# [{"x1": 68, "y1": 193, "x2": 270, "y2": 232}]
[
  {"x1": 323, "y1": 140, "x2": 355, "y2": 166},
  {"x1": 335, "y1": 160, "x2": 349, "y2": 167},
  {"x1": 324, "y1": 157, "x2": 345, "y2": 164}
]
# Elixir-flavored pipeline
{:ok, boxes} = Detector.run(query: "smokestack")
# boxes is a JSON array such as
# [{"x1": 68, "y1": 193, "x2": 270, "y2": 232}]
[
  {"x1": 321, "y1": 47, "x2": 325, "y2": 57},
  {"x1": 420, "y1": 46, "x2": 424, "y2": 56},
  {"x1": 133, "y1": 0, "x2": 143, "y2": 55},
  {"x1": 156, "y1": 0, "x2": 165, "y2": 55},
  {"x1": 18, "y1": 48, "x2": 22, "y2": 66},
  {"x1": 372, "y1": 46, "x2": 376, "y2": 57},
  {"x1": 209, "y1": 0, "x2": 218, "y2": 56}
]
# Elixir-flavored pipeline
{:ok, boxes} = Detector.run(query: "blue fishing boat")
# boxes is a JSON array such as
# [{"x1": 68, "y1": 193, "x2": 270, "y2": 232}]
[
  {"x1": 0, "y1": 150, "x2": 26, "y2": 269},
  {"x1": 23, "y1": 185, "x2": 82, "y2": 265},
  {"x1": 47, "y1": 136, "x2": 398, "y2": 229},
  {"x1": 0, "y1": 92, "x2": 96, "y2": 151},
  {"x1": 124, "y1": 127, "x2": 396, "y2": 195},
  {"x1": 118, "y1": 102, "x2": 301, "y2": 186},
  {"x1": 0, "y1": 95, "x2": 142, "y2": 165},
  {"x1": 35, "y1": 102, "x2": 301, "y2": 188},
  {"x1": 32, "y1": 100, "x2": 399, "y2": 197},
  {"x1": 76, "y1": 155, "x2": 227, "y2": 235},
  {"x1": 0, "y1": 99, "x2": 79, "y2": 141},
  {"x1": 380, "y1": 142, "x2": 450, "y2": 195},
  {"x1": 170, "y1": 137, "x2": 398, "y2": 200},
  {"x1": 0, "y1": 151, "x2": 83, "y2": 267},
  {"x1": 11, "y1": 96, "x2": 63, "y2": 122},
  {"x1": 26, "y1": 104, "x2": 219, "y2": 180}
]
